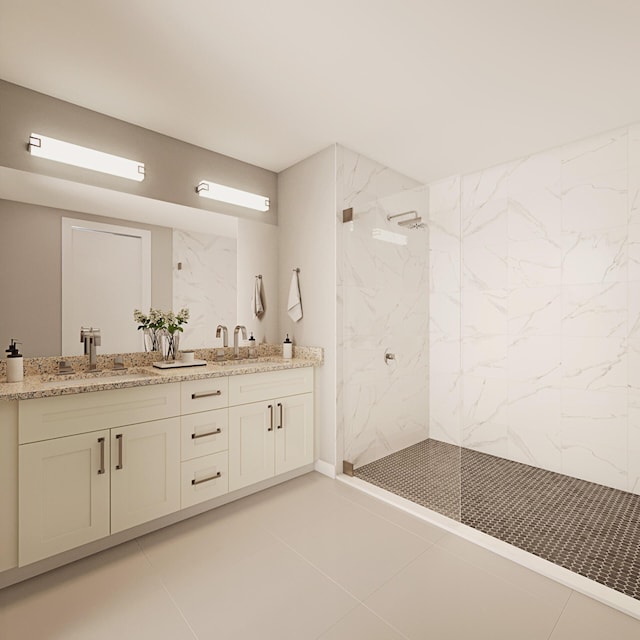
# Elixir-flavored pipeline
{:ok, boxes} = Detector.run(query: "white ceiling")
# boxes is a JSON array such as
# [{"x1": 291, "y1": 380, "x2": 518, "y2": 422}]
[{"x1": 1, "y1": 0, "x2": 640, "y2": 184}]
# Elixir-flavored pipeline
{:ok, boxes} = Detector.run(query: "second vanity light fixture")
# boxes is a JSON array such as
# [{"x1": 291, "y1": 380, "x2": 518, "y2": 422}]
[
  {"x1": 196, "y1": 180, "x2": 270, "y2": 212},
  {"x1": 28, "y1": 133, "x2": 145, "y2": 181}
]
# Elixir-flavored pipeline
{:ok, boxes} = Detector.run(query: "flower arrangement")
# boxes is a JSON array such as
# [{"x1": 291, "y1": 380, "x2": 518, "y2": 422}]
[{"x1": 133, "y1": 308, "x2": 190, "y2": 358}]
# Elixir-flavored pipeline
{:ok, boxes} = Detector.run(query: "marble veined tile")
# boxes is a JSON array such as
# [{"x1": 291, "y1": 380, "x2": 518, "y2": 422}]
[
  {"x1": 507, "y1": 335, "x2": 562, "y2": 385},
  {"x1": 560, "y1": 127, "x2": 627, "y2": 189},
  {"x1": 461, "y1": 198, "x2": 508, "y2": 249},
  {"x1": 561, "y1": 283, "x2": 627, "y2": 338},
  {"x1": 462, "y1": 334, "x2": 507, "y2": 378},
  {"x1": 507, "y1": 382, "x2": 561, "y2": 472},
  {"x1": 508, "y1": 151, "x2": 562, "y2": 197},
  {"x1": 429, "y1": 175, "x2": 460, "y2": 214},
  {"x1": 341, "y1": 147, "x2": 421, "y2": 210},
  {"x1": 461, "y1": 290, "x2": 507, "y2": 337},
  {"x1": 629, "y1": 224, "x2": 640, "y2": 281},
  {"x1": 429, "y1": 372, "x2": 462, "y2": 445},
  {"x1": 561, "y1": 336, "x2": 627, "y2": 391},
  {"x1": 629, "y1": 390, "x2": 640, "y2": 494},
  {"x1": 507, "y1": 189, "x2": 561, "y2": 243},
  {"x1": 629, "y1": 282, "x2": 640, "y2": 339},
  {"x1": 462, "y1": 243, "x2": 508, "y2": 291},
  {"x1": 629, "y1": 123, "x2": 640, "y2": 225},
  {"x1": 461, "y1": 162, "x2": 513, "y2": 213},
  {"x1": 508, "y1": 237, "x2": 562, "y2": 288},
  {"x1": 507, "y1": 286, "x2": 562, "y2": 336},
  {"x1": 561, "y1": 388, "x2": 628, "y2": 490},
  {"x1": 562, "y1": 170, "x2": 627, "y2": 233},
  {"x1": 430, "y1": 292, "x2": 461, "y2": 375},
  {"x1": 462, "y1": 376, "x2": 508, "y2": 431},
  {"x1": 561, "y1": 227, "x2": 627, "y2": 285},
  {"x1": 173, "y1": 230, "x2": 236, "y2": 350},
  {"x1": 629, "y1": 339, "x2": 640, "y2": 392}
]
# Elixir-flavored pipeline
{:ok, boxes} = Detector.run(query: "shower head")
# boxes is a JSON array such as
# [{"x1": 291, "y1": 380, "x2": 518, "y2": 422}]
[
  {"x1": 397, "y1": 216, "x2": 423, "y2": 228},
  {"x1": 386, "y1": 210, "x2": 425, "y2": 230}
]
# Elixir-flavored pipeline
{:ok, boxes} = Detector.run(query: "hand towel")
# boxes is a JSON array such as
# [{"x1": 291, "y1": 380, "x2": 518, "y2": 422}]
[
  {"x1": 252, "y1": 276, "x2": 265, "y2": 319},
  {"x1": 287, "y1": 270, "x2": 303, "y2": 322}
]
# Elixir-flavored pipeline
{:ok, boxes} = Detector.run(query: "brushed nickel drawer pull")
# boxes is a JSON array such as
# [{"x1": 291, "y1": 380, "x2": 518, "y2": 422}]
[
  {"x1": 267, "y1": 404, "x2": 273, "y2": 431},
  {"x1": 277, "y1": 402, "x2": 283, "y2": 429},
  {"x1": 115, "y1": 433, "x2": 123, "y2": 470},
  {"x1": 191, "y1": 428, "x2": 222, "y2": 439},
  {"x1": 191, "y1": 390, "x2": 222, "y2": 399},
  {"x1": 98, "y1": 437, "x2": 105, "y2": 475},
  {"x1": 191, "y1": 471, "x2": 222, "y2": 486}
]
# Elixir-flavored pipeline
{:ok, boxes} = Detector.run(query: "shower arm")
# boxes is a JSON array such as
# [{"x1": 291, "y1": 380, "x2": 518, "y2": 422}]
[{"x1": 386, "y1": 210, "x2": 418, "y2": 223}]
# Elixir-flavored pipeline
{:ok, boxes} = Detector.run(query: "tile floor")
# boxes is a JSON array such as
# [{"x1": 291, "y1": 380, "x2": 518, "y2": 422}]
[
  {"x1": 1, "y1": 472, "x2": 640, "y2": 639},
  {"x1": 355, "y1": 439, "x2": 640, "y2": 600}
]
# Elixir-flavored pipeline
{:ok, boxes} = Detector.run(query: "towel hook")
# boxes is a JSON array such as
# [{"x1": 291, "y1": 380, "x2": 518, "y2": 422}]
[
  {"x1": 293, "y1": 267, "x2": 300, "y2": 273},
  {"x1": 255, "y1": 274, "x2": 262, "y2": 279}
]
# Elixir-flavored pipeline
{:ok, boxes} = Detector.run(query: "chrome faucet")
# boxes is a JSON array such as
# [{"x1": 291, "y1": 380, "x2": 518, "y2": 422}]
[
  {"x1": 233, "y1": 325, "x2": 247, "y2": 359},
  {"x1": 216, "y1": 325, "x2": 228, "y2": 347},
  {"x1": 80, "y1": 327, "x2": 101, "y2": 371}
]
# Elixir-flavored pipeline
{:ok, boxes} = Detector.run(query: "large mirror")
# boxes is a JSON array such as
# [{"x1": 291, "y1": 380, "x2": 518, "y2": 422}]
[{"x1": 0, "y1": 172, "x2": 277, "y2": 358}]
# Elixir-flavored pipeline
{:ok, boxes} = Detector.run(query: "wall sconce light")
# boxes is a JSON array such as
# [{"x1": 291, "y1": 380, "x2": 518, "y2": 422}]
[
  {"x1": 28, "y1": 133, "x2": 145, "y2": 181},
  {"x1": 196, "y1": 180, "x2": 270, "y2": 211}
]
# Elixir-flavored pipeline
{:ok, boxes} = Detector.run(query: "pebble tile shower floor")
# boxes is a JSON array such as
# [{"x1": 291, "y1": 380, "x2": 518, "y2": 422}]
[{"x1": 354, "y1": 439, "x2": 640, "y2": 600}]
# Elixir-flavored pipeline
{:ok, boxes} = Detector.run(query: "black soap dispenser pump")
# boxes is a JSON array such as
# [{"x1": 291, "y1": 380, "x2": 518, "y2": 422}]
[{"x1": 5, "y1": 338, "x2": 23, "y2": 382}]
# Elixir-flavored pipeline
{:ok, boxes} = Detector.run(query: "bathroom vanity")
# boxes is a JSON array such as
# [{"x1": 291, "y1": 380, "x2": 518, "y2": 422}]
[{"x1": 0, "y1": 353, "x2": 320, "y2": 587}]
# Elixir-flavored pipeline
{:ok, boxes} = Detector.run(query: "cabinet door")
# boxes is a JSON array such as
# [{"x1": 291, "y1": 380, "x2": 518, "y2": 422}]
[
  {"x1": 19, "y1": 431, "x2": 110, "y2": 566},
  {"x1": 274, "y1": 393, "x2": 314, "y2": 475},
  {"x1": 110, "y1": 418, "x2": 180, "y2": 534},
  {"x1": 228, "y1": 402, "x2": 275, "y2": 491}
]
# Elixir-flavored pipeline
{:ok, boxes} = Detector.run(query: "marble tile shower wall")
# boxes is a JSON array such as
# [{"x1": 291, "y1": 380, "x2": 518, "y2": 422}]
[
  {"x1": 429, "y1": 123, "x2": 640, "y2": 495},
  {"x1": 337, "y1": 146, "x2": 429, "y2": 469},
  {"x1": 172, "y1": 229, "x2": 237, "y2": 350}
]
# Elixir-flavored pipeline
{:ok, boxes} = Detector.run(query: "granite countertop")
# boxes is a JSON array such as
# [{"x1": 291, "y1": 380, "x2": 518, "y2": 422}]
[{"x1": 0, "y1": 355, "x2": 321, "y2": 401}]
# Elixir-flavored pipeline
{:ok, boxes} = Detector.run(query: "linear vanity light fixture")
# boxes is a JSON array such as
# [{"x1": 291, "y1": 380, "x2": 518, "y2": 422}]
[
  {"x1": 196, "y1": 180, "x2": 270, "y2": 212},
  {"x1": 28, "y1": 133, "x2": 145, "y2": 181}
]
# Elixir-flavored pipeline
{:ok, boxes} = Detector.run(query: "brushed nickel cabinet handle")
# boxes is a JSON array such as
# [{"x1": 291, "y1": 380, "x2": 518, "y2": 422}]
[
  {"x1": 191, "y1": 390, "x2": 222, "y2": 399},
  {"x1": 191, "y1": 471, "x2": 222, "y2": 486},
  {"x1": 115, "y1": 433, "x2": 123, "y2": 470},
  {"x1": 191, "y1": 428, "x2": 222, "y2": 439},
  {"x1": 97, "y1": 437, "x2": 105, "y2": 475},
  {"x1": 267, "y1": 404, "x2": 273, "y2": 431},
  {"x1": 277, "y1": 402, "x2": 283, "y2": 429}
]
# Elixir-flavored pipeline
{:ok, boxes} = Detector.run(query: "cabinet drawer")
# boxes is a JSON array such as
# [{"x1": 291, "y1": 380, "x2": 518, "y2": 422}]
[
  {"x1": 228, "y1": 367, "x2": 313, "y2": 406},
  {"x1": 19, "y1": 383, "x2": 181, "y2": 444},
  {"x1": 180, "y1": 409, "x2": 228, "y2": 461},
  {"x1": 181, "y1": 378, "x2": 229, "y2": 414},
  {"x1": 181, "y1": 451, "x2": 228, "y2": 508}
]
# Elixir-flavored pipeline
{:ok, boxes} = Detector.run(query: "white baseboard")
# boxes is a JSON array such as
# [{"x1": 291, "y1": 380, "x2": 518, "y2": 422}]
[{"x1": 314, "y1": 458, "x2": 336, "y2": 478}]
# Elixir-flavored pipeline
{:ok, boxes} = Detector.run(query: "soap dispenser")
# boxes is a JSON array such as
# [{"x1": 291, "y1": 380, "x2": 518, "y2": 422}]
[
  {"x1": 283, "y1": 334, "x2": 293, "y2": 359},
  {"x1": 248, "y1": 332, "x2": 257, "y2": 359},
  {"x1": 5, "y1": 339, "x2": 23, "y2": 382}
]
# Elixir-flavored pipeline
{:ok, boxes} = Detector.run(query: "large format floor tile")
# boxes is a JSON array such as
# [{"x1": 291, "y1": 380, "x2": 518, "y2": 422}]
[
  {"x1": 363, "y1": 544, "x2": 567, "y2": 640},
  {"x1": 549, "y1": 592, "x2": 640, "y2": 640},
  {"x1": 0, "y1": 542, "x2": 196, "y2": 640},
  {"x1": 2, "y1": 472, "x2": 640, "y2": 639}
]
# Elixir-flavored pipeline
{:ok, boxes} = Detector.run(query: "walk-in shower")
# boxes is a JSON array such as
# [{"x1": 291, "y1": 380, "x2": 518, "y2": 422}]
[{"x1": 338, "y1": 131, "x2": 640, "y2": 612}]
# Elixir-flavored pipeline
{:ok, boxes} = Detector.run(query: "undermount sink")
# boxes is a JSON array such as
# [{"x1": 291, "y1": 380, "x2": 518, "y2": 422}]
[
  {"x1": 41, "y1": 368, "x2": 161, "y2": 387},
  {"x1": 213, "y1": 358, "x2": 277, "y2": 369}
]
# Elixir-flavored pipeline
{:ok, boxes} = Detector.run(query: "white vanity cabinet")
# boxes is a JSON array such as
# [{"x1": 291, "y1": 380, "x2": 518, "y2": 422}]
[
  {"x1": 179, "y1": 378, "x2": 230, "y2": 508},
  {"x1": 18, "y1": 383, "x2": 181, "y2": 566},
  {"x1": 8, "y1": 365, "x2": 315, "y2": 576},
  {"x1": 228, "y1": 368, "x2": 314, "y2": 491}
]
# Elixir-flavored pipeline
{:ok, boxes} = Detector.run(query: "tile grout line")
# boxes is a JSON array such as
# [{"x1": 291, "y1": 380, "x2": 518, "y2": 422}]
[
  {"x1": 271, "y1": 525, "x2": 432, "y2": 640},
  {"x1": 544, "y1": 590, "x2": 576, "y2": 640},
  {"x1": 134, "y1": 538, "x2": 201, "y2": 640}
]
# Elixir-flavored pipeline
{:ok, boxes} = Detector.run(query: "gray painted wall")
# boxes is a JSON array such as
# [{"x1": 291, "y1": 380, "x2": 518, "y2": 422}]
[{"x1": 0, "y1": 80, "x2": 277, "y2": 225}]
